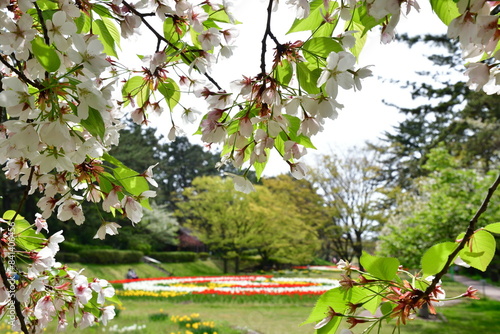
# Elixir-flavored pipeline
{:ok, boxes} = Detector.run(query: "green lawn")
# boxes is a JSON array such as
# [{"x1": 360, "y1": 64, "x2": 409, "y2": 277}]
[{"x1": 9, "y1": 263, "x2": 498, "y2": 334}]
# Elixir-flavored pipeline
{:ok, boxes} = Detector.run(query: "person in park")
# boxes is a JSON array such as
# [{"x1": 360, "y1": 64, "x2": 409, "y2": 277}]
[
  {"x1": 0, "y1": 0, "x2": 499, "y2": 333},
  {"x1": 126, "y1": 268, "x2": 139, "y2": 279}
]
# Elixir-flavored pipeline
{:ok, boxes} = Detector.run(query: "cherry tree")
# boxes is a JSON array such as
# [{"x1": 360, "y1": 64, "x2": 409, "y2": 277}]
[{"x1": 1, "y1": 0, "x2": 500, "y2": 333}]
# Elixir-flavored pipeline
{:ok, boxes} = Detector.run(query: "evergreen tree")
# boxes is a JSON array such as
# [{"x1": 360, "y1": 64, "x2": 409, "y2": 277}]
[{"x1": 374, "y1": 34, "x2": 500, "y2": 189}]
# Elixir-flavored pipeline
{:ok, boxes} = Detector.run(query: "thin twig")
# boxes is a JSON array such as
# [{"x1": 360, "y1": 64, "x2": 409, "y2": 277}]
[
  {"x1": 121, "y1": 1, "x2": 222, "y2": 90},
  {"x1": 0, "y1": 56, "x2": 42, "y2": 89},
  {"x1": 424, "y1": 173, "x2": 500, "y2": 296},
  {"x1": 260, "y1": 0, "x2": 282, "y2": 77}
]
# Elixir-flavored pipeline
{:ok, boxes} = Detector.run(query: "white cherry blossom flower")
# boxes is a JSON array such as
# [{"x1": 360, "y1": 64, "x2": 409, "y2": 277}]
[
  {"x1": 100, "y1": 305, "x2": 116, "y2": 326},
  {"x1": 57, "y1": 199, "x2": 85, "y2": 225},
  {"x1": 290, "y1": 162, "x2": 309, "y2": 179},
  {"x1": 233, "y1": 175, "x2": 255, "y2": 193},
  {"x1": 286, "y1": 0, "x2": 310, "y2": 18},
  {"x1": 46, "y1": 11, "x2": 76, "y2": 51},
  {"x1": 284, "y1": 141, "x2": 307, "y2": 160},
  {"x1": 94, "y1": 222, "x2": 122, "y2": 240},
  {"x1": 34, "y1": 213, "x2": 48, "y2": 234},
  {"x1": 91, "y1": 279, "x2": 115, "y2": 305},
  {"x1": 317, "y1": 51, "x2": 356, "y2": 98},
  {"x1": 122, "y1": 196, "x2": 143, "y2": 225},
  {"x1": 73, "y1": 275, "x2": 92, "y2": 305},
  {"x1": 199, "y1": 28, "x2": 221, "y2": 51},
  {"x1": 80, "y1": 312, "x2": 95, "y2": 329},
  {"x1": 188, "y1": 5, "x2": 209, "y2": 33}
]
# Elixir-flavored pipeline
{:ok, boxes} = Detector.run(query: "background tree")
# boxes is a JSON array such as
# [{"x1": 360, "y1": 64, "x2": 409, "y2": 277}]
[
  {"x1": 309, "y1": 148, "x2": 387, "y2": 265},
  {"x1": 377, "y1": 146, "x2": 500, "y2": 270},
  {"x1": 176, "y1": 176, "x2": 319, "y2": 272},
  {"x1": 373, "y1": 34, "x2": 500, "y2": 190}
]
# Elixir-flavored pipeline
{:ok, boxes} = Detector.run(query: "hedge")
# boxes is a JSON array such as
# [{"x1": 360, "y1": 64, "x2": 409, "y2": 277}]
[
  {"x1": 148, "y1": 252, "x2": 198, "y2": 263},
  {"x1": 78, "y1": 249, "x2": 144, "y2": 264},
  {"x1": 55, "y1": 252, "x2": 81, "y2": 263}
]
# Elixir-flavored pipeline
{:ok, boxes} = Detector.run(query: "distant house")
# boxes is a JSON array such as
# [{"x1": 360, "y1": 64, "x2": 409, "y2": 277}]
[{"x1": 178, "y1": 227, "x2": 206, "y2": 252}]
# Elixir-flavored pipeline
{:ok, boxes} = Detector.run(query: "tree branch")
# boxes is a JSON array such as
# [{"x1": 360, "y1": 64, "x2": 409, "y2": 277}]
[
  {"x1": 424, "y1": 173, "x2": 500, "y2": 296},
  {"x1": 121, "y1": 1, "x2": 222, "y2": 90}
]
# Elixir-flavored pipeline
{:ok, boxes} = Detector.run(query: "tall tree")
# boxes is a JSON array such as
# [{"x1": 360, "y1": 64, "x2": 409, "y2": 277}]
[
  {"x1": 377, "y1": 146, "x2": 500, "y2": 269},
  {"x1": 374, "y1": 34, "x2": 500, "y2": 189},
  {"x1": 309, "y1": 148, "x2": 387, "y2": 265},
  {"x1": 176, "y1": 176, "x2": 319, "y2": 272}
]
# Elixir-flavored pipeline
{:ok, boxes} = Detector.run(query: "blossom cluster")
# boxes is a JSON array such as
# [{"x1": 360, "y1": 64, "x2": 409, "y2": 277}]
[
  {"x1": 0, "y1": 213, "x2": 116, "y2": 333},
  {"x1": 1, "y1": 0, "x2": 500, "y2": 332}
]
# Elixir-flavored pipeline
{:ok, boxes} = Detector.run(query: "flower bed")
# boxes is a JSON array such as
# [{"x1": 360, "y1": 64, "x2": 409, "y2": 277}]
[{"x1": 112, "y1": 275, "x2": 339, "y2": 297}]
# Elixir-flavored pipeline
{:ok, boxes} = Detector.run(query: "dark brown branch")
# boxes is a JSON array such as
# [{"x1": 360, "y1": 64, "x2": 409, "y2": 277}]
[
  {"x1": 34, "y1": 2, "x2": 50, "y2": 45},
  {"x1": 260, "y1": 0, "x2": 282, "y2": 76},
  {"x1": 424, "y1": 173, "x2": 500, "y2": 296},
  {"x1": 0, "y1": 56, "x2": 42, "y2": 89}
]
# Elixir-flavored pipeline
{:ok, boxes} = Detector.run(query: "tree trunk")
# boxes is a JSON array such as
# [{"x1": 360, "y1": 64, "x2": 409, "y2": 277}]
[
  {"x1": 223, "y1": 258, "x2": 228, "y2": 274},
  {"x1": 234, "y1": 256, "x2": 240, "y2": 274}
]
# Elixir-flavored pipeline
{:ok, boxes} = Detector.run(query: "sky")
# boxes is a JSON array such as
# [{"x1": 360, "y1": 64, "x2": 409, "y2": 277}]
[{"x1": 153, "y1": 1, "x2": 451, "y2": 176}]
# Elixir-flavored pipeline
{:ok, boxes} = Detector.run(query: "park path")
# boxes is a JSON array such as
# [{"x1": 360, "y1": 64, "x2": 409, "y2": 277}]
[{"x1": 452, "y1": 274, "x2": 500, "y2": 301}]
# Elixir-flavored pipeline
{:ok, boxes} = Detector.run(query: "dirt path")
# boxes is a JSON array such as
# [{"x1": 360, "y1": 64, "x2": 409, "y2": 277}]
[{"x1": 452, "y1": 274, "x2": 500, "y2": 301}]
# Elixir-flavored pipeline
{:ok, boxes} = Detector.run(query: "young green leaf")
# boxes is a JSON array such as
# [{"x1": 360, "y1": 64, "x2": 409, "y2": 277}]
[
  {"x1": 459, "y1": 230, "x2": 496, "y2": 271},
  {"x1": 484, "y1": 222, "x2": 500, "y2": 234},
  {"x1": 158, "y1": 78, "x2": 180, "y2": 112},
  {"x1": 360, "y1": 251, "x2": 399, "y2": 281},
  {"x1": 31, "y1": 37, "x2": 61, "y2": 72},
  {"x1": 421, "y1": 241, "x2": 457, "y2": 277},
  {"x1": 430, "y1": 0, "x2": 460, "y2": 25}
]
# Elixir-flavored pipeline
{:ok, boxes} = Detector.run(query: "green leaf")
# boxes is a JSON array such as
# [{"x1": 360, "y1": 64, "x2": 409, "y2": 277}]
[
  {"x1": 122, "y1": 76, "x2": 147, "y2": 107},
  {"x1": 3, "y1": 210, "x2": 25, "y2": 221},
  {"x1": 349, "y1": 286, "x2": 381, "y2": 315},
  {"x1": 75, "y1": 13, "x2": 91, "y2": 34},
  {"x1": 301, "y1": 287, "x2": 348, "y2": 326},
  {"x1": 297, "y1": 62, "x2": 321, "y2": 94},
  {"x1": 274, "y1": 59, "x2": 293, "y2": 86},
  {"x1": 81, "y1": 107, "x2": 106, "y2": 139},
  {"x1": 253, "y1": 156, "x2": 268, "y2": 180},
  {"x1": 92, "y1": 18, "x2": 119, "y2": 58},
  {"x1": 421, "y1": 241, "x2": 457, "y2": 277},
  {"x1": 15, "y1": 219, "x2": 44, "y2": 251},
  {"x1": 459, "y1": 230, "x2": 496, "y2": 271},
  {"x1": 158, "y1": 78, "x2": 180, "y2": 112},
  {"x1": 113, "y1": 167, "x2": 149, "y2": 197},
  {"x1": 380, "y1": 302, "x2": 394, "y2": 317},
  {"x1": 31, "y1": 37, "x2": 61, "y2": 72},
  {"x1": 360, "y1": 251, "x2": 399, "y2": 281},
  {"x1": 287, "y1": 0, "x2": 337, "y2": 34},
  {"x1": 92, "y1": 4, "x2": 114, "y2": 18},
  {"x1": 302, "y1": 37, "x2": 343, "y2": 63},
  {"x1": 430, "y1": 0, "x2": 460, "y2": 26},
  {"x1": 484, "y1": 222, "x2": 500, "y2": 234},
  {"x1": 351, "y1": 5, "x2": 383, "y2": 36},
  {"x1": 349, "y1": 22, "x2": 368, "y2": 59},
  {"x1": 163, "y1": 16, "x2": 186, "y2": 44}
]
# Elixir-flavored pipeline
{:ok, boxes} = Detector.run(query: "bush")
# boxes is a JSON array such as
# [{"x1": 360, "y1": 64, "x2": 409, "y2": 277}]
[
  {"x1": 149, "y1": 252, "x2": 198, "y2": 263},
  {"x1": 198, "y1": 252, "x2": 210, "y2": 260},
  {"x1": 59, "y1": 241, "x2": 84, "y2": 254},
  {"x1": 78, "y1": 249, "x2": 144, "y2": 264},
  {"x1": 55, "y1": 252, "x2": 81, "y2": 263}
]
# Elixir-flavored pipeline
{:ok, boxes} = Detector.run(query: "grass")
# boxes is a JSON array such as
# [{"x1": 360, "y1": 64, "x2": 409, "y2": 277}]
[
  {"x1": 6, "y1": 264, "x2": 497, "y2": 334},
  {"x1": 65, "y1": 260, "x2": 224, "y2": 281}
]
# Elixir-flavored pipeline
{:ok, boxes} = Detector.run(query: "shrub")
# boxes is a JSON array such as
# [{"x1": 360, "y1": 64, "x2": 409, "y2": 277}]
[
  {"x1": 198, "y1": 252, "x2": 210, "y2": 260},
  {"x1": 55, "y1": 252, "x2": 81, "y2": 263},
  {"x1": 78, "y1": 249, "x2": 144, "y2": 264},
  {"x1": 148, "y1": 251, "x2": 198, "y2": 263}
]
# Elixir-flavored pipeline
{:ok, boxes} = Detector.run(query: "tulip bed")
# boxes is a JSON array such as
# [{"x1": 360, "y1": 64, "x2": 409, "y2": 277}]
[{"x1": 111, "y1": 275, "x2": 340, "y2": 303}]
